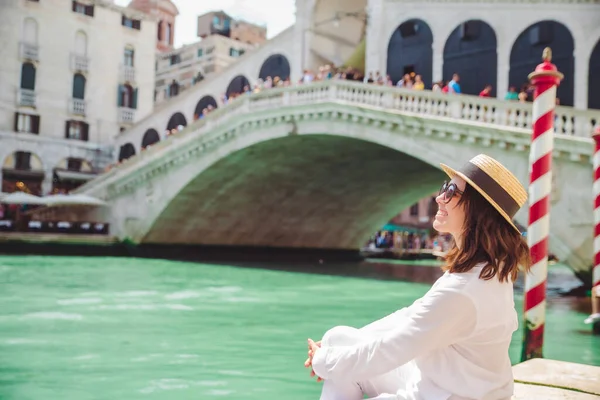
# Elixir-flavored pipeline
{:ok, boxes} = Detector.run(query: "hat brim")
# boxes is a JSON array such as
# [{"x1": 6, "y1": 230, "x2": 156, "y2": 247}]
[{"x1": 440, "y1": 163, "x2": 522, "y2": 234}]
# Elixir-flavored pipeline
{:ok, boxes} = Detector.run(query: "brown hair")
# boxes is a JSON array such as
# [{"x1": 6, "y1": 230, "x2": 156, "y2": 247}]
[{"x1": 442, "y1": 185, "x2": 531, "y2": 282}]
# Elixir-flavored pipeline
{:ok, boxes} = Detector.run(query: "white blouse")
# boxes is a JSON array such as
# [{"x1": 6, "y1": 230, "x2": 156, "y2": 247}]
[{"x1": 311, "y1": 264, "x2": 518, "y2": 400}]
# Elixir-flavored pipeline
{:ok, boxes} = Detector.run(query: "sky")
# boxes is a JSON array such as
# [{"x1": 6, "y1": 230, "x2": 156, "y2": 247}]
[{"x1": 114, "y1": 0, "x2": 296, "y2": 48}]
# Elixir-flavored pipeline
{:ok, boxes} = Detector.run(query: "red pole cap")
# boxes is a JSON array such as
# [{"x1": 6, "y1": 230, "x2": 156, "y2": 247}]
[{"x1": 528, "y1": 47, "x2": 564, "y2": 87}]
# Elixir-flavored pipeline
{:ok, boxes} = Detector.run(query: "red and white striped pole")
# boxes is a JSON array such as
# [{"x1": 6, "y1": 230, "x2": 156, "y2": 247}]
[
  {"x1": 588, "y1": 127, "x2": 600, "y2": 335},
  {"x1": 522, "y1": 47, "x2": 563, "y2": 361}
]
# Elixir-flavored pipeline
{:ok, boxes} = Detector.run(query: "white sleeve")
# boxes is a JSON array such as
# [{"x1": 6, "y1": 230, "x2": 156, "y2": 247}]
[
  {"x1": 311, "y1": 287, "x2": 477, "y2": 381},
  {"x1": 358, "y1": 308, "x2": 409, "y2": 336}
]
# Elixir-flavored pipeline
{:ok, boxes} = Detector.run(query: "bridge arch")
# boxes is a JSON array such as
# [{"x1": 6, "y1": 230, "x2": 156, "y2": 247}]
[
  {"x1": 141, "y1": 128, "x2": 160, "y2": 148},
  {"x1": 118, "y1": 143, "x2": 136, "y2": 162},
  {"x1": 589, "y1": 38, "x2": 600, "y2": 110},
  {"x1": 386, "y1": 18, "x2": 433, "y2": 86},
  {"x1": 509, "y1": 20, "x2": 574, "y2": 106},
  {"x1": 166, "y1": 112, "x2": 187, "y2": 132},
  {"x1": 443, "y1": 20, "x2": 497, "y2": 96},
  {"x1": 259, "y1": 54, "x2": 291, "y2": 81},
  {"x1": 194, "y1": 95, "x2": 218, "y2": 120},
  {"x1": 226, "y1": 75, "x2": 250, "y2": 97}
]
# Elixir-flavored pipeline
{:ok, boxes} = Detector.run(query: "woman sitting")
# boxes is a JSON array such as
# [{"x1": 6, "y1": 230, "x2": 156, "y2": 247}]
[{"x1": 305, "y1": 154, "x2": 531, "y2": 400}]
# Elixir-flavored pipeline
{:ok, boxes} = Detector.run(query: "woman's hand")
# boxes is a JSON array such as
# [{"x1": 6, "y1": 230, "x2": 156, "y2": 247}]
[{"x1": 305, "y1": 338, "x2": 323, "y2": 382}]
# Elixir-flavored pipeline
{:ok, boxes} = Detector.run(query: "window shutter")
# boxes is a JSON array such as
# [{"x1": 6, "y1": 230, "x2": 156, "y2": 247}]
[
  {"x1": 32, "y1": 115, "x2": 40, "y2": 134},
  {"x1": 82, "y1": 122, "x2": 89, "y2": 141},
  {"x1": 117, "y1": 85, "x2": 123, "y2": 107},
  {"x1": 14, "y1": 113, "x2": 19, "y2": 132},
  {"x1": 132, "y1": 88, "x2": 138, "y2": 109},
  {"x1": 65, "y1": 120, "x2": 70, "y2": 138},
  {"x1": 85, "y1": 5, "x2": 94, "y2": 17},
  {"x1": 72, "y1": 1, "x2": 77, "y2": 12}
]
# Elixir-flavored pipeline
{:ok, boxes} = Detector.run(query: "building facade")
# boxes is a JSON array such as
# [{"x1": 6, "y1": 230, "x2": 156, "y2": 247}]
[
  {"x1": 0, "y1": 0, "x2": 157, "y2": 195},
  {"x1": 127, "y1": 0, "x2": 178, "y2": 53},
  {"x1": 154, "y1": 10, "x2": 266, "y2": 107},
  {"x1": 154, "y1": 34, "x2": 258, "y2": 106}
]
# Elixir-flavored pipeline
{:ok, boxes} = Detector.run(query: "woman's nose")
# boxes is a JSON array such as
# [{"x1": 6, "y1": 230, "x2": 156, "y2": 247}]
[{"x1": 435, "y1": 193, "x2": 444, "y2": 205}]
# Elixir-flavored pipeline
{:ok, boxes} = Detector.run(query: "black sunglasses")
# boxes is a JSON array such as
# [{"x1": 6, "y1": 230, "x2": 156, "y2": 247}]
[{"x1": 439, "y1": 181, "x2": 464, "y2": 204}]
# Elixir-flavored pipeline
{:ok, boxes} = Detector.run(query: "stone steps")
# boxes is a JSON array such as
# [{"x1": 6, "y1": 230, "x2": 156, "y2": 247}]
[{"x1": 512, "y1": 359, "x2": 600, "y2": 399}]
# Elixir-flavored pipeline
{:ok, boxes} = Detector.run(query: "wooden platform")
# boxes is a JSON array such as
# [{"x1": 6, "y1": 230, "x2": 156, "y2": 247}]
[{"x1": 513, "y1": 359, "x2": 600, "y2": 399}]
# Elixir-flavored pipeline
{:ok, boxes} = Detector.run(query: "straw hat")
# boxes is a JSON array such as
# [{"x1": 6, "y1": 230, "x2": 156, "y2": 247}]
[{"x1": 440, "y1": 154, "x2": 527, "y2": 233}]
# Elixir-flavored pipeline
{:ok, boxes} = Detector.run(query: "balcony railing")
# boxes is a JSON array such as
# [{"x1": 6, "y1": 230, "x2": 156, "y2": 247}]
[
  {"x1": 70, "y1": 98, "x2": 86, "y2": 116},
  {"x1": 71, "y1": 53, "x2": 89, "y2": 72},
  {"x1": 19, "y1": 42, "x2": 39, "y2": 61},
  {"x1": 120, "y1": 65, "x2": 135, "y2": 83},
  {"x1": 17, "y1": 89, "x2": 36, "y2": 107},
  {"x1": 118, "y1": 107, "x2": 135, "y2": 124}
]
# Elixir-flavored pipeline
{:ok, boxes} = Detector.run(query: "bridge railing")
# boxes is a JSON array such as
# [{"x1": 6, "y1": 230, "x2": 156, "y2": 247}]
[{"x1": 77, "y1": 80, "x2": 599, "y2": 195}]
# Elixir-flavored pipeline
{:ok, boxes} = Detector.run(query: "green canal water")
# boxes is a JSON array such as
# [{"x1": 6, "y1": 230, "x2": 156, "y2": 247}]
[{"x1": 0, "y1": 256, "x2": 598, "y2": 400}]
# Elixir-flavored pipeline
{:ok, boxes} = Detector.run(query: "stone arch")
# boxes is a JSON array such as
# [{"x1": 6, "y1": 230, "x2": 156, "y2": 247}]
[
  {"x1": 51, "y1": 157, "x2": 94, "y2": 193},
  {"x1": 509, "y1": 20, "x2": 574, "y2": 106},
  {"x1": 386, "y1": 18, "x2": 433, "y2": 86},
  {"x1": 166, "y1": 112, "x2": 187, "y2": 131},
  {"x1": 443, "y1": 20, "x2": 497, "y2": 96},
  {"x1": 194, "y1": 95, "x2": 218, "y2": 119},
  {"x1": 259, "y1": 54, "x2": 291, "y2": 81},
  {"x1": 588, "y1": 38, "x2": 600, "y2": 110},
  {"x1": 226, "y1": 75, "x2": 250, "y2": 97},
  {"x1": 2, "y1": 150, "x2": 45, "y2": 195},
  {"x1": 141, "y1": 128, "x2": 160, "y2": 148},
  {"x1": 118, "y1": 143, "x2": 136, "y2": 162}
]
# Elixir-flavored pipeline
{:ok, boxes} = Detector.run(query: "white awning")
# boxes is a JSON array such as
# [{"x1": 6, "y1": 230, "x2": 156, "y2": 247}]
[
  {"x1": 43, "y1": 194, "x2": 107, "y2": 207},
  {"x1": 55, "y1": 170, "x2": 97, "y2": 182},
  {"x1": 0, "y1": 191, "x2": 47, "y2": 205}
]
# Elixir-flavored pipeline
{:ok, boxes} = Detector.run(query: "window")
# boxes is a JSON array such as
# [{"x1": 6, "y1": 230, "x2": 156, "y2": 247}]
[
  {"x1": 168, "y1": 81, "x2": 179, "y2": 97},
  {"x1": 169, "y1": 54, "x2": 180, "y2": 65},
  {"x1": 23, "y1": 18, "x2": 38, "y2": 44},
  {"x1": 117, "y1": 84, "x2": 137, "y2": 109},
  {"x1": 72, "y1": 73, "x2": 86, "y2": 99},
  {"x1": 409, "y1": 203, "x2": 419, "y2": 216},
  {"x1": 15, "y1": 151, "x2": 32, "y2": 170},
  {"x1": 229, "y1": 48, "x2": 240, "y2": 57},
  {"x1": 122, "y1": 15, "x2": 141, "y2": 30},
  {"x1": 74, "y1": 30, "x2": 87, "y2": 56},
  {"x1": 197, "y1": 48, "x2": 203, "y2": 58},
  {"x1": 124, "y1": 47, "x2": 135, "y2": 67},
  {"x1": 157, "y1": 21, "x2": 163, "y2": 41},
  {"x1": 14, "y1": 113, "x2": 40, "y2": 134},
  {"x1": 67, "y1": 158, "x2": 83, "y2": 171},
  {"x1": 165, "y1": 23, "x2": 172, "y2": 45},
  {"x1": 72, "y1": 1, "x2": 94, "y2": 16},
  {"x1": 20, "y1": 63, "x2": 36, "y2": 90},
  {"x1": 65, "y1": 120, "x2": 89, "y2": 141}
]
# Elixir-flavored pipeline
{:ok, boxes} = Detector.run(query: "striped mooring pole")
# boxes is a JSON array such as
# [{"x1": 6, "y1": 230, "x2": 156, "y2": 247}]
[
  {"x1": 586, "y1": 127, "x2": 600, "y2": 335},
  {"x1": 522, "y1": 47, "x2": 563, "y2": 361}
]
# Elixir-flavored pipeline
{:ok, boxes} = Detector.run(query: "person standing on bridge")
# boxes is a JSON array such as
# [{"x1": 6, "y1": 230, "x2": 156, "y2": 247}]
[{"x1": 305, "y1": 154, "x2": 531, "y2": 400}]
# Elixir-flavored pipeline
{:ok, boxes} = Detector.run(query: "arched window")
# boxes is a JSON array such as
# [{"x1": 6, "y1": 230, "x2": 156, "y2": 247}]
[
  {"x1": 168, "y1": 81, "x2": 179, "y2": 97},
  {"x1": 20, "y1": 63, "x2": 36, "y2": 90},
  {"x1": 166, "y1": 23, "x2": 172, "y2": 45},
  {"x1": 74, "y1": 30, "x2": 87, "y2": 56},
  {"x1": 73, "y1": 73, "x2": 86, "y2": 99},
  {"x1": 120, "y1": 84, "x2": 134, "y2": 108},
  {"x1": 157, "y1": 21, "x2": 163, "y2": 41},
  {"x1": 23, "y1": 17, "x2": 38, "y2": 44},
  {"x1": 124, "y1": 46, "x2": 135, "y2": 67}
]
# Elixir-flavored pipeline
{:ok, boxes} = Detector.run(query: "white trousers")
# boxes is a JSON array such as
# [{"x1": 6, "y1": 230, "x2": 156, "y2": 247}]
[{"x1": 318, "y1": 326, "x2": 417, "y2": 400}]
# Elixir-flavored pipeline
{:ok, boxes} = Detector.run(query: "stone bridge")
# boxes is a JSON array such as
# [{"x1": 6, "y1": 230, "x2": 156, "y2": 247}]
[{"x1": 76, "y1": 80, "x2": 598, "y2": 280}]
